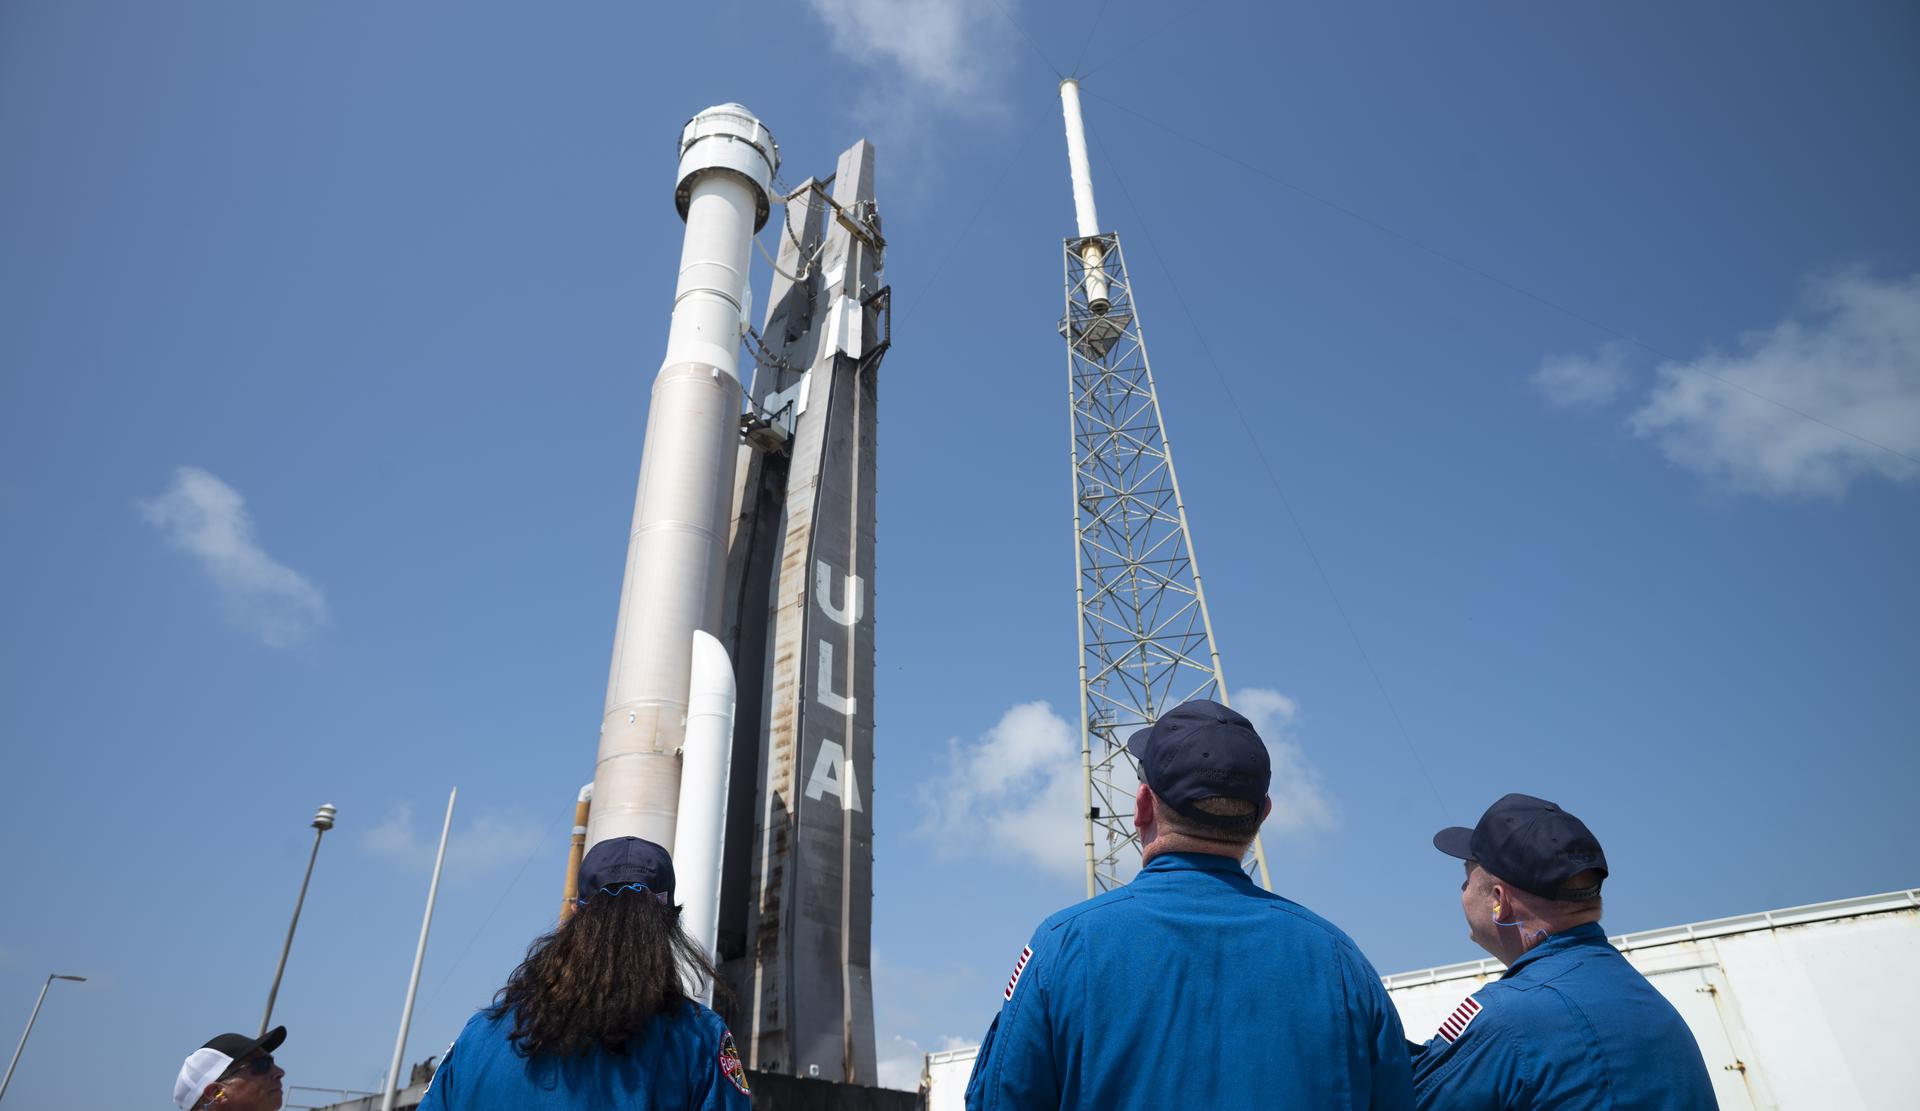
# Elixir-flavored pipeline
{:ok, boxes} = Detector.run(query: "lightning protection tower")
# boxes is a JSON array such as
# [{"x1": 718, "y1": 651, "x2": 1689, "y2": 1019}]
[{"x1": 1056, "y1": 79, "x2": 1272, "y2": 896}]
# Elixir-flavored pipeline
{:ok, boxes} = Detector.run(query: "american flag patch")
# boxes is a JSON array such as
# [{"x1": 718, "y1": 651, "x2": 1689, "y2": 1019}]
[
  {"x1": 1004, "y1": 946, "x2": 1033, "y2": 1000},
  {"x1": 1437, "y1": 997, "x2": 1482, "y2": 1043}
]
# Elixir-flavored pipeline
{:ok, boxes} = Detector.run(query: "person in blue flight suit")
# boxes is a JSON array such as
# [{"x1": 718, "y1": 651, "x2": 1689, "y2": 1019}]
[
  {"x1": 418, "y1": 836, "x2": 752, "y2": 1111},
  {"x1": 1411, "y1": 793, "x2": 1717, "y2": 1110},
  {"x1": 965, "y1": 699, "x2": 1415, "y2": 1111}
]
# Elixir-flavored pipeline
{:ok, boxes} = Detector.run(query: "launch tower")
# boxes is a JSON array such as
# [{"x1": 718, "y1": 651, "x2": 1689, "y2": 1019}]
[{"x1": 1056, "y1": 80, "x2": 1272, "y2": 896}]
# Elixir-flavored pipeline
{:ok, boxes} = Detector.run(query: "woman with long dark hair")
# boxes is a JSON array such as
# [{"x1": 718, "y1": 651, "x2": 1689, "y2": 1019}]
[{"x1": 419, "y1": 837, "x2": 751, "y2": 1109}]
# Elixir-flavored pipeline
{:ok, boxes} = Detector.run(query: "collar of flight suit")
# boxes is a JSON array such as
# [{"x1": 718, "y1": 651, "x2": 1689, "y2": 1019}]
[
  {"x1": 1138, "y1": 850, "x2": 1249, "y2": 876},
  {"x1": 1500, "y1": 920, "x2": 1611, "y2": 979}
]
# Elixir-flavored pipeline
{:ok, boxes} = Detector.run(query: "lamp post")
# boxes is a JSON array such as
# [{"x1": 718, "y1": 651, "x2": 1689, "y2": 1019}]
[
  {"x1": 262, "y1": 803, "x2": 336, "y2": 1035},
  {"x1": 0, "y1": 973, "x2": 86, "y2": 1104}
]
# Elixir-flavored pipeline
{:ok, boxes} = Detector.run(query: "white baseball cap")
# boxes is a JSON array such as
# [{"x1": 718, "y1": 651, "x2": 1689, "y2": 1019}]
[{"x1": 173, "y1": 1026, "x2": 285, "y2": 1110}]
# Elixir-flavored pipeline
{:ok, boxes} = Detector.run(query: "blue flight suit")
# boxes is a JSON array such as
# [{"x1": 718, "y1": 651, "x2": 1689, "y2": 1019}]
[
  {"x1": 965, "y1": 852, "x2": 1415, "y2": 1111},
  {"x1": 417, "y1": 1001, "x2": 752, "y2": 1111},
  {"x1": 1410, "y1": 923, "x2": 1716, "y2": 1110}
]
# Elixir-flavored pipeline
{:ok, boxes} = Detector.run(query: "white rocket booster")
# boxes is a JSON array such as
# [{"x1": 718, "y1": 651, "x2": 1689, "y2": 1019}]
[
  {"x1": 1058, "y1": 79, "x2": 1110, "y2": 315},
  {"x1": 590, "y1": 104, "x2": 777, "y2": 855}
]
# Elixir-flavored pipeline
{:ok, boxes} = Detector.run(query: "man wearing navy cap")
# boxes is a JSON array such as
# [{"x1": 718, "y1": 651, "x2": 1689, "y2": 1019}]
[
  {"x1": 965, "y1": 698, "x2": 1414, "y2": 1110},
  {"x1": 1412, "y1": 793, "x2": 1716, "y2": 1109}
]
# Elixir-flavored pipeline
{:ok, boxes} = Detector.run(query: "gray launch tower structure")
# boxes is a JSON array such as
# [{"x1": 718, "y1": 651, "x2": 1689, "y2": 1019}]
[
  {"x1": 717, "y1": 140, "x2": 887, "y2": 1084},
  {"x1": 1056, "y1": 80, "x2": 1272, "y2": 896}
]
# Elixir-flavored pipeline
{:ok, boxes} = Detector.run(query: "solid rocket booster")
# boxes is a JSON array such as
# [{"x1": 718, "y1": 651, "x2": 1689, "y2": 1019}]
[
  {"x1": 1058, "y1": 79, "x2": 1110, "y2": 315},
  {"x1": 676, "y1": 628, "x2": 736, "y2": 990},
  {"x1": 590, "y1": 105, "x2": 778, "y2": 852}
]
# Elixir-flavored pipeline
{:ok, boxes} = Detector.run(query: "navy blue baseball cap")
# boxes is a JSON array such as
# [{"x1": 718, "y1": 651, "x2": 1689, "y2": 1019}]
[
  {"x1": 1125, "y1": 699, "x2": 1271, "y2": 826},
  {"x1": 1434, "y1": 793, "x2": 1608, "y2": 901},
  {"x1": 578, "y1": 836, "x2": 675, "y2": 900}
]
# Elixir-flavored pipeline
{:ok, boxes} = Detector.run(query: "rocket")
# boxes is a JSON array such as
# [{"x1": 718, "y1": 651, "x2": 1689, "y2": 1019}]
[
  {"x1": 588, "y1": 104, "x2": 778, "y2": 955},
  {"x1": 581, "y1": 99, "x2": 886, "y2": 1066}
]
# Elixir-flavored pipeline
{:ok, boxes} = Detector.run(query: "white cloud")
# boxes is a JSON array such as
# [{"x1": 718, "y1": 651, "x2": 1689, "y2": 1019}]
[
  {"x1": 876, "y1": 1032, "x2": 976, "y2": 1092},
  {"x1": 871, "y1": 949, "x2": 985, "y2": 1076},
  {"x1": 1625, "y1": 271, "x2": 1920, "y2": 498},
  {"x1": 360, "y1": 802, "x2": 548, "y2": 882},
  {"x1": 137, "y1": 466, "x2": 326, "y2": 646},
  {"x1": 918, "y1": 691, "x2": 1335, "y2": 878},
  {"x1": 919, "y1": 700, "x2": 1089, "y2": 878},
  {"x1": 806, "y1": 0, "x2": 1005, "y2": 103},
  {"x1": 1233, "y1": 688, "x2": 1337, "y2": 836},
  {"x1": 876, "y1": 1034, "x2": 927, "y2": 1091},
  {"x1": 1531, "y1": 341, "x2": 1633, "y2": 408},
  {"x1": 802, "y1": 0, "x2": 1018, "y2": 158}
]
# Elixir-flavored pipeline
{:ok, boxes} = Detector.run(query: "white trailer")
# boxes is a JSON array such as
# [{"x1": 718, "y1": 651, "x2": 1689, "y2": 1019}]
[
  {"x1": 1384, "y1": 888, "x2": 1920, "y2": 1110},
  {"x1": 919, "y1": 889, "x2": 1918, "y2": 1109}
]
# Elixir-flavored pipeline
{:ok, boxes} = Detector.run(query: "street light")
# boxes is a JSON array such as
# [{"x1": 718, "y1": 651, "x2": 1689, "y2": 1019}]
[
  {"x1": 0, "y1": 973, "x2": 86, "y2": 1104},
  {"x1": 262, "y1": 803, "x2": 336, "y2": 1035}
]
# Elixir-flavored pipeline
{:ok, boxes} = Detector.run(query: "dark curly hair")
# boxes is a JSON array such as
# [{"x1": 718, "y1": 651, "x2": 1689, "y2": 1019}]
[{"x1": 488, "y1": 893, "x2": 721, "y2": 1058}]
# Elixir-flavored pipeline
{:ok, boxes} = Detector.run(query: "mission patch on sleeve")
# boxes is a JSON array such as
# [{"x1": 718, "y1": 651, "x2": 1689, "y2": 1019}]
[{"x1": 719, "y1": 1030, "x2": 750, "y2": 1094}]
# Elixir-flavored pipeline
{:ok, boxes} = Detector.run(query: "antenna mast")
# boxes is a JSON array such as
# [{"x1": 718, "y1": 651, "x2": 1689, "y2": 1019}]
[{"x1": 1057, "y1": 79, "x2": 1272, "y2": 896}]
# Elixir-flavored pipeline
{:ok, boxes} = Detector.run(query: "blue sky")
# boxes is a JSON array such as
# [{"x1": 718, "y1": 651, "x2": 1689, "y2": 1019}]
[{"x1": 3, "y1": 1, "x2": 1917, "y2": 1106}]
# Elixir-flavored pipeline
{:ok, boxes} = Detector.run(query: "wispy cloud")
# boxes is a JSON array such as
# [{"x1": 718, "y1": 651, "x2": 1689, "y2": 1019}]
[
  {"x1": 807, "y1": 0, "x2": 1002, "y2": 101},
  {"x1": 917, "y1": 690, "x2": 1335, "y2": 878},
  {"x1": 361, "y1": 802, "x2": 548, "y2": 882},
  {"x1": 1531, "y1": 341, "x2": 1633, "y2": 408},
  {"x1": 1232, "y1": 688, "x2": 1338, "y2": 836},
  {"x1": 871, "y1": 948, "x2": 985, "y2": 1090},
  {"x1": 919, "y1": 700, "x2": 1089, "y2": 878},
  {"x1": 875, "y1": 1031, "x2": 974, "y2": 1091},
  {"x1": 137, "y1": 466, "x2": 326, "y2": 646},
  {"x1": 802, "y1": 0, "x2": 1016, "y2": 150},
  {"x1": 1530, "y1": 272, "x2": 1920, "y2": 499},
  {"x1": 876, "y1": 1034, "x2": 927, "y2": 1092},
  {"x1": 1627, "y1": 271, "x2": 1920, "y2": 498}
]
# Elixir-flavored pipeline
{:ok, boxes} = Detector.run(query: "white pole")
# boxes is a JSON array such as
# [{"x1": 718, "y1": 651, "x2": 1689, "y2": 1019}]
[
  {"x1": 674, "y1": 630, "x2": 737, "y2": 1004},
  {"x1": 380, "y1": 788, "x2": 456, "y2": 1111},
  {"x1": 591, "y1": 104, "x2": 777, "y2": 852},
  {"x1": 1058, "y1": 79, "x2": 1111, "y2": 314}
]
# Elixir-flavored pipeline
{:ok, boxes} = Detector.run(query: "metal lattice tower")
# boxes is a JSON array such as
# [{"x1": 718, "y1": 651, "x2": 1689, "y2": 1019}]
[{"x1": 1057, "y1": 81, "x2": 1271, "y2": 897}]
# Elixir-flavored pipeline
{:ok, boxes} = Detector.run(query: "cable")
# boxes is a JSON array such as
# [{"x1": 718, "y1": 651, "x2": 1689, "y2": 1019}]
[
  {"x1": 418, "y1": 807, "x2": 569, "y2": 1012},
  {"x1": 1084, "y1": 89, "x2": 1920, "y2": 471},
  {"x1": 1069, "y1": 0, "x2": 1116, "y2": 76},
  {"x1": 1080, "y1": 7, "x2": 1190, "y2": 79},
  {"x1": 899, "y1": 121, "x2": 1042, "y2": 325},
  {"x1": 1088, "y1": 122, "x2": 1454, "y2": 822},
  {"x1": 988, "y1": 0, "x2": 1063, "y2": 78}
]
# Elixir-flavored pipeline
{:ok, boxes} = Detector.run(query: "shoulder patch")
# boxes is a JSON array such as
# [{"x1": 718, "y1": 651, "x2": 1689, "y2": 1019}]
[
  {"x1": 718, "y1": 1030, "x2": 749, "y2": 1094},
  {"x1": 1004, "y1": 945, "x2": 1033, "y2": 1000},
  {"x1": 1436, "y1": 996, "x2": 1483, "y2": 1043}
]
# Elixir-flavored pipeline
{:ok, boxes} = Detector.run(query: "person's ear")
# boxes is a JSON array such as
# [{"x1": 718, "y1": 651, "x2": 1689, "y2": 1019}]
[
  {"x1": 1133, "y1": 784, "x2": 1156, "y2": 832},
  {"x1": 1258, "y1": 796, "x2": 1273, "y2": 824}
]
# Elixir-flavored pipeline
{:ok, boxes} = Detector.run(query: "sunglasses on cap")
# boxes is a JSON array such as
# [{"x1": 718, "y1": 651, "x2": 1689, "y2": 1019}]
[{"x1": 223, "y1": 1054, "x2": 276, "y2": 1079}]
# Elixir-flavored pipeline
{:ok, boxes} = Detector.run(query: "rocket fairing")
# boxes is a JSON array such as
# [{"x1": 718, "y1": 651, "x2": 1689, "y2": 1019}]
[{"x1": 590, "y1": 104, "x2": 778, "y2": 853}]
